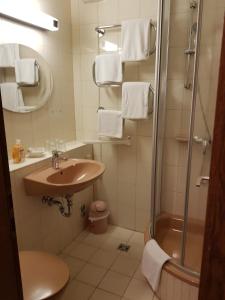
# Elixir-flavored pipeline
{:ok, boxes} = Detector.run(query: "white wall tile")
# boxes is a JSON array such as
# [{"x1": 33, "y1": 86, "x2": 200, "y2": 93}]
[{"x1": 118, "y1": 0, "x2": 140, "y2": 21}]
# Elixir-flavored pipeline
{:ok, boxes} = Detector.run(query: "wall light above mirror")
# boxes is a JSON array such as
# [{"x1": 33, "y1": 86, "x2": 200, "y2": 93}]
[
  {"x1": 0, "y1": 1, "x2": 59, "y2": 31},
  {"x1": 0, "y1": 43, "x2": 53, "y2": 113}
]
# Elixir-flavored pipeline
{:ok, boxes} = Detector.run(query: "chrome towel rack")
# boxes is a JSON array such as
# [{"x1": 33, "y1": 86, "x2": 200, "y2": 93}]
[
  {"x1": 92, "y1": 61, "x2": 125, "y2": 87},
  {"x1": 95, "y1": 22, "x2": 157, "y2": 56},
  {"x1": 17, "y1": 61, "x2": 40, "y2": 88}
]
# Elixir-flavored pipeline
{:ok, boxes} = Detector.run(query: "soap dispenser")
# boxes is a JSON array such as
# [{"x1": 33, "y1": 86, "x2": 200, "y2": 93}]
[{"x1": 12, "y1": 139, "x2": 25, "y2": 163}]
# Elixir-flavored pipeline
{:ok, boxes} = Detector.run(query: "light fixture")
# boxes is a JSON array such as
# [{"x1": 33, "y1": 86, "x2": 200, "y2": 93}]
[
  {"x1": 0, "y1": 1, "x2": 59, "y2": 31},
  {"x1": 82, "y1": 0, "x2": 104, "y2": 3}
]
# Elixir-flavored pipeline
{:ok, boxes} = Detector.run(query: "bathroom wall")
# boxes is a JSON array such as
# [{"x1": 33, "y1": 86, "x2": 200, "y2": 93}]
[
  {"x1": 71, "y1": 0, "x2": 158, "y2": 232},
  {"x1": 10, "y1": 145, "x2": 94, "y2": 253},
  {"x1": 162, "y1": 0, "x2": 225, "y2": 220},
  {"x1": 0, "y1": 0, "x2": 76, "y2": 156}
]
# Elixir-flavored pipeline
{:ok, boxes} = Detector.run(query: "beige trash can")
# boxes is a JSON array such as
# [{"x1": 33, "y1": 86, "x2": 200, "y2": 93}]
[{"x1": 88, "y1": 201, "x2": 110, "y2": 234}]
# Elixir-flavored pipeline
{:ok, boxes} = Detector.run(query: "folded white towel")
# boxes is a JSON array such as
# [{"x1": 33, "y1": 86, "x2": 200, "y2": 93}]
[
  {"x1": 122, "y1": 82, "x2": 151, "y2": 119},
  {"x1": 98, "y1": 109, "x2": 123, "y2": 138},
  {"x1": 141, "y1": 240, "x2": 171, "y2": 292},
  {"x1": 0, "y1": 44, "x2": 20, "y2": 67},
  {"x1": 0, "y1": 83, "x2": 24, "y2": 112},
  {"x1": 95, "y1": 53, "x2": 122, "y2": 85},
  {"x1": 15, "y1": 59, "x2": 39, "y2": 85},
  {"x1": 121, "y1": 18, "x2": 151, "y2": 62}
]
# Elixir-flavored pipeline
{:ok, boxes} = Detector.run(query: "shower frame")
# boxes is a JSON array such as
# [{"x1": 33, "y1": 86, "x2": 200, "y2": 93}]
[{"x1": 150, "y1": 0, "x2": 204, "y2": 277}]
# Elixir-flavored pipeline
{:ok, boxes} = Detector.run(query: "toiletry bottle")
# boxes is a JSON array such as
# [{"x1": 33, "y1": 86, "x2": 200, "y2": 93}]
[{"x1": 12, "y1": 139, "x2": 25, "y2": 163}]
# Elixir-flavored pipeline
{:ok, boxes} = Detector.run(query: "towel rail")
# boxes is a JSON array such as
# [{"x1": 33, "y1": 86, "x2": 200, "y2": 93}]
[
  {"x1": 95, "y1": 22, "x2": 157, "y2": 56},
  {"x1": 17, "y1": 61, "x2": 40, "y2": 88},
  {"x1": 97, "y1": 83, "x2": 154, "y2": 114},
  {"x1": 92, "y1": 61, "x2": 125, "y2": 87}
]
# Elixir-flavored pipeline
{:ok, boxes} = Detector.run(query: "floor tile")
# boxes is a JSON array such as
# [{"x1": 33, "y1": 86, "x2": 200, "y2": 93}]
[
  {"x1": 57, "y1": 280, "x2": 94, "y2": 300},
  {"x1": 124, "y1": 278, "x2": 154, "y2": 300},
  {"x1": 75, "y1": 230, "x2": 89, "y2": 242},
  {"x1": 63, "y1": 240, "x2": 80, "y2": 255},
  {"x1": 64, "y1": 242, "x2": 97, "y2": 261},
  {"x1": 109, "y1": 226, "x2": 134, "y2": 241},
  {"x1": 76, "y1": 263, "x2": 107, "y2": 287},
  {"x1": 60, "y1": 254, "x2": 86, "y2": 279},
  {"x1": 133, "y1": 264, "x2": 146, "y2": 281},
  {"x1": 101, "y1": 236, "x2": 127, "y2": 252},
  {"x1": 90, "y1": 289, "x2": 121, "y2": 300},
  {"x1": 121, "y1": 241, "x2": 144, "y2": 260},
  {"x1": 111, "y1": 255, "x2": 139, "y2": 276},
  {"x1": 129, "y1": 232, "x2": 145, "y2": 246},
  {"x1": 99, "y1": 270, "x2": 131, "y2": 296},
  {"x1": 88, "y1": 248, "x2": 119, "y2": 268},
  {"x1": 83, "y1": 232, "x2": 110, "y2": 248}
]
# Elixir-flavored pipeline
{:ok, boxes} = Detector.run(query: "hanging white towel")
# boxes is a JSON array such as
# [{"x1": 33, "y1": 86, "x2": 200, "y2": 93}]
[
  {"x1": 122, "y1": 82, "x2": 151, "y2": 119},
  {"x1": 0, "y1": 83, "x2": 24, "y2": 112},
  {"x1": 0, "y1": 44, "x2": 20, "y2": 67},
  {"x1": 141, "y1": 240, "x2": 171, "y2": 292},
  {"x1": 97, "y1": 109, "x2": 123, "y2": 138},
  {"x1": 121, "y1": 18, "x2": 151, "y2": 62},
  {"x1": 15, "y1": 59, "x2": 39, "y2": 85},
  {"x1": 95, "y1": 53, "x2": 122, "y2": 85}
]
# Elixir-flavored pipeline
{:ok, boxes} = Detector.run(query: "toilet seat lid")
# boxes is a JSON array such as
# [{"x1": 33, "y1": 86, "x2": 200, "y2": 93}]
[{"x1": 19, "y1": 251, "x2": 69, "y2": 300}]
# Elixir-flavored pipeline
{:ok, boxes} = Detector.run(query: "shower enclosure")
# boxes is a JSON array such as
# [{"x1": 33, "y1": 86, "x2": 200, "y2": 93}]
[{"x1": 150, "y1": 0, "x2": 220, "y2": 278}]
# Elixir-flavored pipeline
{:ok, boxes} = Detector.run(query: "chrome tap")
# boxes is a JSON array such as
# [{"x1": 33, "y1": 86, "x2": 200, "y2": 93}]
[{"x1": 52, "y1": 150, "x2": 67, "y2": 169}]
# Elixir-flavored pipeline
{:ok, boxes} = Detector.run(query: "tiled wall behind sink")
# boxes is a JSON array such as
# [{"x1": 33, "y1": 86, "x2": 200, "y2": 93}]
[
  {"x1": 1, "y1": 0, "x2": 76, "y2": 156},
  {"x1": 71, "y1": 0, "x2": 158, "y2": 232},
  {"x1": 10, "y1": 145, "x2": 93, "y2": 253}
]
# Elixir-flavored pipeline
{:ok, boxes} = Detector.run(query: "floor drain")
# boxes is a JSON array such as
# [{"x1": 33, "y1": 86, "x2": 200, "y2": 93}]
[{"x1": 118, "y1": 243, "x2": 130, "y2": 252}]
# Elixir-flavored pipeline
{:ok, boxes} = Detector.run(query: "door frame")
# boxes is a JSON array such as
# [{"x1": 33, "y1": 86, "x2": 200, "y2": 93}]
[
  {"x1": 199, "y1": 17, "x2": 225, "y2": 300},
  {"x1": 0, "y1": 93, "x2": 23, "y2": 300}
]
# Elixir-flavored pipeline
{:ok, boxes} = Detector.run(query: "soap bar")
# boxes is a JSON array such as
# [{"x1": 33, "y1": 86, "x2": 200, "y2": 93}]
[{"x1": 27, "y1": 147, "x2": 45, "y2": 158}]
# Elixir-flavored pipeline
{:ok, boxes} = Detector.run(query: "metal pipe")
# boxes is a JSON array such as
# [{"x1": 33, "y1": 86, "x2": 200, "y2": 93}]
[
  {"x1": 95, "y1": 22, "x2": 157, "y2": 55},
  {"x1": 180, "y1": 0, "x2": 204, "y2": 267},
  {"x1": 92, "y1": 61, "x2": 124, "y2": 87},
  {"x1": 150, "y1": 0, "x2": 165, "y2": 237},
  {"x1": 184, "y1": 18, "x2": 197, "y2": 89},
  {"x1": 42, "y1": 195, "x2": 73, "y2": 218}
]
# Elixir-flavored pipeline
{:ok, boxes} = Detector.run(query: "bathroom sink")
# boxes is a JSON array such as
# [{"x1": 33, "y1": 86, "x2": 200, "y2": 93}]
[{"x1": 24, "y1": 159, "x2": 105, "y2": 196}]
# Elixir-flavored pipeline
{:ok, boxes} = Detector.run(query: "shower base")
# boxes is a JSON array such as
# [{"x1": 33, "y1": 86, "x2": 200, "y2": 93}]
[{"x1": 145, "y1": 213, "x2": 205, "y2": 287}]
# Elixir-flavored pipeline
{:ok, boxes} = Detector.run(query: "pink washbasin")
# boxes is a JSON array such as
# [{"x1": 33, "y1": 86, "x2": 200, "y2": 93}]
[{"x1": 24, "y1": 159, "x2": 105, "y2": 196}]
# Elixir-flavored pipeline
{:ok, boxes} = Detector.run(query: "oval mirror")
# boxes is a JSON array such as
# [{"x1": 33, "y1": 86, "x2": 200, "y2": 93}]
[{"x1": 0, "y1": 43, "x2": 53, "y2": 113}]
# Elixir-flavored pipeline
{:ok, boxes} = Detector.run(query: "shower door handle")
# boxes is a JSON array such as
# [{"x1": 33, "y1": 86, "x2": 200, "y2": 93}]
[{"x1": 196, "y1": 176, "x2": 210, "y2": 187}]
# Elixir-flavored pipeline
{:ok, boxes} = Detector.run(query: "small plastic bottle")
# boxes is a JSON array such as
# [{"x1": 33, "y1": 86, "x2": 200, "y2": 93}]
[{"x1": 12, "y1": 139, "x2": 25, "y2": 163}]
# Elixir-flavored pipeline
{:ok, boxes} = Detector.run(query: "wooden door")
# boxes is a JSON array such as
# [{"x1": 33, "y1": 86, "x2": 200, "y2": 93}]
[
  {"x1": 0, "y1": 93, "x2": 23, "y2": 300},
  {"x1": 199, "y1": 17, "x2": 225, "y2": 300}
]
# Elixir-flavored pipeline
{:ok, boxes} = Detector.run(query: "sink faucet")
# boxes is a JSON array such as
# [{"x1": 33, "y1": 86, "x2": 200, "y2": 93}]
[{"x1": 52, "y1": 150, "x2": 68, "y2": 169}]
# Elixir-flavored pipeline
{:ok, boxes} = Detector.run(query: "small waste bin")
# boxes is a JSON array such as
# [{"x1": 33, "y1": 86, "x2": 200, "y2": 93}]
[{"x1": 88, "y1": 201, "x2": 110, "y2": 234}]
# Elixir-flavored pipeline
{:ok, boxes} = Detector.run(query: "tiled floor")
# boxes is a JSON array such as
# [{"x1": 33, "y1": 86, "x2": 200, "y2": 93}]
[{"x1": 54, "y1": 225, "x2": 159, "y2": 300}]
